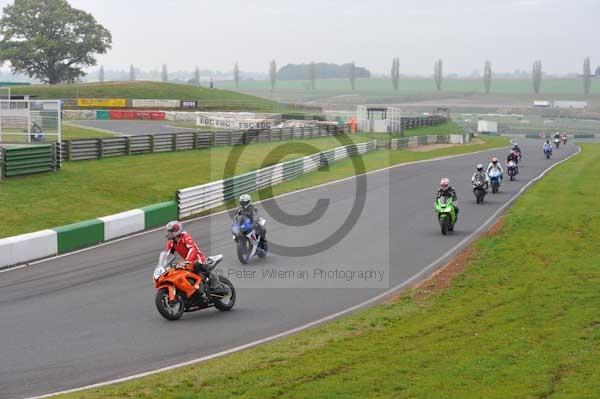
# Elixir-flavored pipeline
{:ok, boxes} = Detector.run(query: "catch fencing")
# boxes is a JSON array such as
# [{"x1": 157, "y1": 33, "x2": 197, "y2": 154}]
[
  {"x1": 177, "y1": 140, "x2": 377, "y2": 218},
  {"x1": 62, "y1": 124, "x2": 348, "y2": 161},
  {"x1": 385, "y1": 134, "x2": 473, "y2": 150}
]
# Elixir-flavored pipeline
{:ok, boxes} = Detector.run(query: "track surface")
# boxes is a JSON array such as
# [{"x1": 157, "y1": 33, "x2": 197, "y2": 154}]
[{"x1": 0, "y1": 140, "x2": 577, "y2": 398}]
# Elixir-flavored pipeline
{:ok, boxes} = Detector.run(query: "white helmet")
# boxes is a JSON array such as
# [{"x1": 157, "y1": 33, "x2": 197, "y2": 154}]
[
  {"x1": 239, "y1": 194, "x2": 251, "y2": 209},
  {"x1": 476, "y1": 164, "x2": 484, "y2": 171},
  {"x1": 440, "y1": 178, "x2": 450, "y2": 191},
  {"x1": 165, "y1": 221, "x2": 182, "y2": 240}
]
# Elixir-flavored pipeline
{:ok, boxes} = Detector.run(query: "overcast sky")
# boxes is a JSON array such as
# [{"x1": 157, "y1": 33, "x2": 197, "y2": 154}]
[{"x1": 1, "y1": 0, "x2": 598, "y2": 74}]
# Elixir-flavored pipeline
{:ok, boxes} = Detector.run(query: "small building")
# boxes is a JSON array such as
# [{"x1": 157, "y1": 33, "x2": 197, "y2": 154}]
[
  {"x1": 553, "y1": 101, "x2": 587, "y2": 109},
  {"x1": 477, "y1": 120, "x2": 498, "y2": 133},
  {"x1": 533, "y1": 100, "x2": 551, "y2": 108}
]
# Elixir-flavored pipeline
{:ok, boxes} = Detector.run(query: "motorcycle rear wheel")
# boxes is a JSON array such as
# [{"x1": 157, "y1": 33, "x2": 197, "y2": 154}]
[
  {"x1": 257, "y1": 238, "x2": 268, "y2": 258},
  {"x1": 155, "y1": 288, "x2": 185, "y2": 321}
]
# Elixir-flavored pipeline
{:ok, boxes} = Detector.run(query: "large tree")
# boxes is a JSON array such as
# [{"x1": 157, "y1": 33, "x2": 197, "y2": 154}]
[
  {"x1": 483, "y1": 60, "x2": 492, "y2": 94},
  {"x1": 0, "y1": 0, "x2": 111, "y2": 84},
  {"x1": 391, "y1": 57, "x2": 399, "y2": 91},
  {"x1": 532, "y1": 60, "x2": 542, "y2": 94},
  {"x1": 349, "y1": 61, "x2": 356, "y2": 90},
  {"x1": 269, "y1": 59, "x2": 277, "y2": 90},
  {"x1": 308, "y1": 61, "x2": 316, "y2": 90},
  {"x1": 233, "y1": 61, "x2": 239, "y2": 88},
  {"x1": 583, "y1": 57, "x2": 591, "y2": 95},
  {"x1": 434, "y1": 59, "x2": 443, "y2": 91}
]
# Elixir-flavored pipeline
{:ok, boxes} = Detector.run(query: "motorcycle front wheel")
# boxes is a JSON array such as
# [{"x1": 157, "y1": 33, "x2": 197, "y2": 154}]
[
  {"x1": 155, "y1": 288, "x2": 185, "y2": 321},
  {"x1": 236, "y1": 239, "x2": 251, "y2": 264},
  {"x1": 212, "y1": 277, "x2": 236, "y2": 311},
  {"x1": 440, "y1": 216, "x2": 449, "y2": 235}
]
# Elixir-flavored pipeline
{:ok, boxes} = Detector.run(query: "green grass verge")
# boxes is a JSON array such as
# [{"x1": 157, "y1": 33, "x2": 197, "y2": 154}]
[
  {"x1": 54, "y1": 143, "x2": 600, "y2": 399},
  {"x1": 62, "y1": 123, "x2": 114, "y2": 139},
  {"x1": 9, "y1": 81, "x2": 283, "y2": 111},
  {"x1": 0, "y1": 135, "x2": 506, "y2": 239}
]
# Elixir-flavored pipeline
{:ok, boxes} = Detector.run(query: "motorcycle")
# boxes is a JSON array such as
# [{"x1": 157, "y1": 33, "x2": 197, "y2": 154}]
[
  {"x1": 231, "y1": 215, "x2": 268, "y2": 264},
  {"x1": 561, "y1": 134, "x2": 568, "y2": 145},
  {"x1": 554, "y1": 137, "x2": 560, "y2": 149},
  {"x1": 153, "y1": 252, "x2": 235, "y2": 321},
  {"x1": 507, "y1": 160, "x2": 518, "y2": 181},
  {"x1": 544, "y1": 145, "x2": 553, "y2": 159},
  {"x1": 489, "y1": 170, "x2": 502, "y2": 193},
  {"x1": 434, "y1": 196, "x2": 457, "y2": 235},
  {"x1": 513, "y1": 149, "x2": 522, "y2": 164},
  {"x1": 472, "y1": 178, "x2": 487, "y2": 204}
]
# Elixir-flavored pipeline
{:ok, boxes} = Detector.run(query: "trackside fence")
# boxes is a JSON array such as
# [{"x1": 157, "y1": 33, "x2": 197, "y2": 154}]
[
  {"x1": 177, "y1": 141, "x2": 377, "y2": 218},
  {"x1": 0, "y1": 144, "x2": 61, "y2": 180},
  {"x1": 62, "y1": 125, "x2": 349, "y2": 161}
]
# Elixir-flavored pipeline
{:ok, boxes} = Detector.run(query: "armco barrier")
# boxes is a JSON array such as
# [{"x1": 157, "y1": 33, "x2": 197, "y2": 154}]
[
  {"x1": 1, "y1": 144, "x2": 57, "y2": 179},
  {"x1": 177, "y1": 141, "x2": 376, "y2": 218},
  {"x1": 64, "y1": 125, "x2": 346, "y2": 161}
]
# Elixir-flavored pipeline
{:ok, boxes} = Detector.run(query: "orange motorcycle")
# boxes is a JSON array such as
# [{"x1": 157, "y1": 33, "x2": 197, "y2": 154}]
[{"x1": 153, "y1": 252, "x2": 235, "y2": 321}]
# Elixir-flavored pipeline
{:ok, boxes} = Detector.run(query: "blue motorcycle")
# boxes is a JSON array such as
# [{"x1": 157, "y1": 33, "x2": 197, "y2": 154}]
[
  {"x1": 489, "y1": 170, "x2": 502, "y2": 194},
  {"x1": 544, "y1": 145, "x2": 553, "y2": 159},
  {"x1": 231, "y1": 215, "x2": 268, "y2": 264}
]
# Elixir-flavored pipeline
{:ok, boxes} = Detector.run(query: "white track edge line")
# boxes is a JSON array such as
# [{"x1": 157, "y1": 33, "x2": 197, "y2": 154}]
[
  {"x1": 2, "y1": 140, "x2": 511, "y2": 274},
  {"x1": 27, "y1": 145, "x2": 581, "y2": 399}
]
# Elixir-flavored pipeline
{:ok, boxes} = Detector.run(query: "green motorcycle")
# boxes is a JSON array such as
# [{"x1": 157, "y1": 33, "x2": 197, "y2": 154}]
[{"x1": 434, "y1": 196, "x2": 457, "y2": 235}]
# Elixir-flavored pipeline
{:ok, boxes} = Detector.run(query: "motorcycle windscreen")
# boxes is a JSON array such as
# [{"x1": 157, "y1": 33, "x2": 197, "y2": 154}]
[{"x1": 157, "y1": 251, "x2": 176, "y2": 267}]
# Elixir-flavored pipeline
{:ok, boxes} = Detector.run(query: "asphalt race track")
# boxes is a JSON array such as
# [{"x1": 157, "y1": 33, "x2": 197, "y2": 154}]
[{"x1": 0, "y1": 139, "x2": 578, "y2": 398}]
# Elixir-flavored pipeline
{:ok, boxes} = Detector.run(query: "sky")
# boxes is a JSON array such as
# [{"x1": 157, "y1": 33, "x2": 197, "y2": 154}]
[{"x1": 1, "y1": 0, "x2": 599, "y2": 75}]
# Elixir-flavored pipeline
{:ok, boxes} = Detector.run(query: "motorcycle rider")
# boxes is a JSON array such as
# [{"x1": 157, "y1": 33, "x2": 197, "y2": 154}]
[
  {"x1": 164, "y1": 221, "x2": 217, "y2": 294},
  {"x1": 471, "y1": 164, "x2": 489, "y2": 189},
  {"x1": 236, "y1": 194, "x2": 267, "y2": 245},
  {"x1": 506, "y1": 151, "x2": 519, "y2": 174},
  {"x1": 487, "y1": 157, "x2": 504, "y2": 183},
  {"x1": 543, "y1": 139, "x2": 553, "y2": 154},
  {"x1": 436, "y1": 177, "x2": 459, "y2": 214}
]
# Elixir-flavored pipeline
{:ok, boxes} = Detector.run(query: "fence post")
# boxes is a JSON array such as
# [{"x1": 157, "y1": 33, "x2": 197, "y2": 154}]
[
  {"x1": 150, "y1": 134, "x2": 155, "y2": 153},
  {"x1": 269, "y1": 129, "x2": 273, "y2": 142},
  {"x1": 97, "y1": 138, "x2": 103, "y2": 159},
  {"x1": 51, "y1": 143, "x2": 57, "y2": 171},
  {"x1": 172, "y1": 133, "x2": 177, "y2": 151},
  {"x1": 67, "y1": 140, "x2": 72, "y2": 161},
  {"x1": 318, "y1": 125, "x2": 322, "y2": 137},
  {"x1": 301, "y1": 127, "x2": 305, "y2": 139},
  {"x1": 0, "y1": 147, "x2": 5, "y2": 180},
  {"x1": 193, "y1": 132, "x2": 198, "y2": 149},
  {"x1": 280, "y1": 128, "x2": 283, "y2": 140},
  {"x1": 126, "y1": 136, "x2": 131, "y2": 155},
  {"x1": 211, "y1": 132, "x2": 217, "y2": 147},
  {"x1": 229, "y1": 131, "x2": 233, "y2": 146}
]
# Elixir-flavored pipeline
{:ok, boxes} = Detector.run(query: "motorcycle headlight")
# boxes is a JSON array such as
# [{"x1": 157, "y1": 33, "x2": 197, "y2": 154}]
[{"x1": 153, "y1": 266, "x2": 166, "y2": 280}]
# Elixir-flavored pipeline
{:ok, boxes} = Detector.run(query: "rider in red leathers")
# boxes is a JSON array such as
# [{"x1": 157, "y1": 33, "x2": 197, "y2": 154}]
[{"x1": 165, "y1": 221, "x2": 216, "y2": 293}]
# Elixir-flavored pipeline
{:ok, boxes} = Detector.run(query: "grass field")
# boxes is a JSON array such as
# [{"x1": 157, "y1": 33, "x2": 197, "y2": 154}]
[
  {"x1": 54, "y1": 143, "x2": 600, "y2": 399},
  {"x1": 220, "y1": 77, "x2": 600, "y2": 95},
  {"x1": 0, "y1": 133, "x2": 506, "y2": 239},
  {"x1": 8, "y1": 81, "x2": 286, "y2": 112}
]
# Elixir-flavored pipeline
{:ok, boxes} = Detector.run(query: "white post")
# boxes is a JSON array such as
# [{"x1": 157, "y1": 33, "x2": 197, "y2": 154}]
[
  {"x1": 57, "y1": 100, "x2": 62, "y2": 143},
  {"x1": 27, "y1": 100, "x2": 31, "y2": 143}
]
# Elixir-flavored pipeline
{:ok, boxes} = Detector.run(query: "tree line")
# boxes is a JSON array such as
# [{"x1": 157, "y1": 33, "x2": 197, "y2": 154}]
[{"x1": 0, "y1": 0, "x2": 596, "y2": 95}]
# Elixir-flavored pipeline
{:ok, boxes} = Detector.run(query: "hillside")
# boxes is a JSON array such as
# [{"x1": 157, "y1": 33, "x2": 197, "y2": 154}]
[{"x1": 9, "y1": 81, "x2": 286, "y2": 111}]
